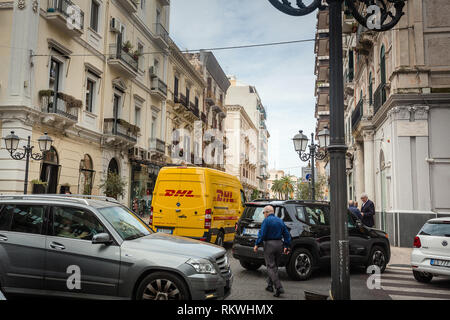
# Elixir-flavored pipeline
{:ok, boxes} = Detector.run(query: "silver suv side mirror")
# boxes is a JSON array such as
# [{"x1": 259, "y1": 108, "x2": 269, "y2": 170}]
[{"x1": 92, "y1": 233, "x2": 112, "y2": 245}]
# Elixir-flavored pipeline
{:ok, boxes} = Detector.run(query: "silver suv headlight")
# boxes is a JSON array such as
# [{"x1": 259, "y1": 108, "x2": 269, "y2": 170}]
[{"x1": 186, "y1": 258, "x2": 217, "y2": 274}]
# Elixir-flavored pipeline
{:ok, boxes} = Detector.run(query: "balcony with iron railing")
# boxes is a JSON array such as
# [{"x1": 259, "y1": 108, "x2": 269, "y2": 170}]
[
  {"x1": 373, "y1": 83, "x2": 387, "y2": 116},
  {"x1": 117, "y1": 0, "x2": 139, "y2": 13},
  {"x1": 188, "y1": 102, "x2": 200, "y2": 119},
  {"x1": 150, "y1": 75, "x2": 168, "y2": 99},
  {"x1": 351, "y1": 99, "x2": 364, "y2": 131},
  {"x1": 104, "y1": 118, "x2": 138, "y2": 144},
  {"x1": 46, "y1": 0, "x2": 84, "y2": 36},
  {"x1": 40, "y1": 91, "x2": 80, "y2": 123},
  {"x1": 109, "y1": 43, "x2": 139, "y2": 77},
  {"x1": 149, "y1": 138, "x2": 166, "y2": 154},
  {"x1": 154, "y1": 23, "x2": 169, "y2": 46}
]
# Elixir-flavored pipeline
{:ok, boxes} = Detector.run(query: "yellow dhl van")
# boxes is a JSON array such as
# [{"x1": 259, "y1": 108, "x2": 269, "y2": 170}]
[{"x1": 150, "y1": 166, "x2": 246, "y2": 245}]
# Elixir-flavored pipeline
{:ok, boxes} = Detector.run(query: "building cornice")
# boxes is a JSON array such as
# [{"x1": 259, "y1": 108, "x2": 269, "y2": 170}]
[
  {"x1": 225, "y1": 105, "x2": 257, "y2": 131},
  {"x1": 169, "y1": 42, "x2": 205, "y2": 87}
]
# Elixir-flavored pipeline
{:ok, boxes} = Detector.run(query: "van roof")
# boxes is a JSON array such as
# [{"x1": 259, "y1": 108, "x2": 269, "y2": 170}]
[{"x1": 159, "y1": 166, "x2": 242, "y2": 183}]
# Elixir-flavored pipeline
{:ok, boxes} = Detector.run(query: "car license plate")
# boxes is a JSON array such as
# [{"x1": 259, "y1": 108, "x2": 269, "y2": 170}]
[
  {"x1": 157, "y1": 228, "x2": 173, "y2": 235},
  {"x1": 243, "y1": 228, "x2": 259, "y2": 237},
  {"x1": 430, "y1": 259, "x2": 450, "y2": 267}
]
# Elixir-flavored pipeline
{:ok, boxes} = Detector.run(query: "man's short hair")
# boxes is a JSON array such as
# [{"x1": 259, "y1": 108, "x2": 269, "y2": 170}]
[
  {"x1": 348, "y1": 200, "x2": 354, "y2": 206},
  {"x1": 361, "y1": 193, "x2": 368, "y2": 199}
]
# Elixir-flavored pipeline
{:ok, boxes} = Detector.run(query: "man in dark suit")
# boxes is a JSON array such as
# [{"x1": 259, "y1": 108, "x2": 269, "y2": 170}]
[{"x1": 360, "y1": 193, "x2": 375, "y2": 227}]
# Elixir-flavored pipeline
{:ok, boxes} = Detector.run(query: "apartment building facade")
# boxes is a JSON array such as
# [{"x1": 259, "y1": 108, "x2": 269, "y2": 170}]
[
  {"x1": 225, "y1": 77, "x2": 270, "y2": 197},
  {"x1": 313, "y1": 7, "x2": 331, "y2": 200},
  {"x1": 185, "y1": 51, "x2": 230, "y2": 171},
  {"x1": 0, "y1": 0, "x2": 171, "y2": 208},
  {"x1": 224, "y1": 105, "x2": 258, "y2": 200},
  {"x1": 166, "y1": 40, "x2": 206, "y2": 166},
  {"x1": 341, "y1": 0, "x2": 450, "y2": 247}
]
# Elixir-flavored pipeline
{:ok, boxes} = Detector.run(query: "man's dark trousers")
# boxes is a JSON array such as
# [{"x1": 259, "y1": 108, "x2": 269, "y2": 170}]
[{"x1": 264, "y1": 240, "x2": 283, "y2": 290}]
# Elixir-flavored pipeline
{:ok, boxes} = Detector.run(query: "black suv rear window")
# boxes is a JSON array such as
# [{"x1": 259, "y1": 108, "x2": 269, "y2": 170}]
[
  {"x1": 241, "y1": 206, "x2": 291, "y2": 223},
  {"x1": 419, "y1": 221, "x2": 450, "y2": 237}
]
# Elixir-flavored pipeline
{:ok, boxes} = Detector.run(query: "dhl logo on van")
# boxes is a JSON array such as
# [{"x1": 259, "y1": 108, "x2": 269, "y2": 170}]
[
  {"x1": 161, "y1": 190, "x2": 200, "y2": 198},
  {"x1": 215, "y1": 190, "x2": 236, "y2": 203}
]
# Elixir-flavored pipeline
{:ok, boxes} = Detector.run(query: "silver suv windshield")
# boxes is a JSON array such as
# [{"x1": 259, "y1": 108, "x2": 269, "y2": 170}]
[{"x1": 98, "y1": 206, "x2": 152, "y2": 240}]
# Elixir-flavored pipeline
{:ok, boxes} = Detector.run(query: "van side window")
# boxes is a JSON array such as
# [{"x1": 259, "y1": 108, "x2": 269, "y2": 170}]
[
  {"x1": 52, "y1": 207, "x2": 105, "y2": 241},
  {"x1": 3, "y1": 205, "x2": 45, "y2": 235}
]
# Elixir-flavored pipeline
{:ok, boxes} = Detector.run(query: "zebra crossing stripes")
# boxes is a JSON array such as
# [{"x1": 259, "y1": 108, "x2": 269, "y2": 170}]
[{"x1": 381, "y1": 266, "x2": 450, "y2": 300}]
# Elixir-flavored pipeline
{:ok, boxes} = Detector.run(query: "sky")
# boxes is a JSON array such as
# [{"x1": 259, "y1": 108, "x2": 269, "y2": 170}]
[{"x1": 169, "y1": 0, "x2": 318, "y2": 177}]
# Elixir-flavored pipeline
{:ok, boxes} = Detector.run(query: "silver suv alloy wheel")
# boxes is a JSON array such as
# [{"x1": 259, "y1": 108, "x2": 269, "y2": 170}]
[{"x1": 142, "y1": 279, "x2": 181, "y2": 300}]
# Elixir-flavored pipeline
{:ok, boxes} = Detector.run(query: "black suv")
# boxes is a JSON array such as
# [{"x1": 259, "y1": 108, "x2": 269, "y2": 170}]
[{"x1": 232, "y1": 200, "x2": 390, "y2": 280}]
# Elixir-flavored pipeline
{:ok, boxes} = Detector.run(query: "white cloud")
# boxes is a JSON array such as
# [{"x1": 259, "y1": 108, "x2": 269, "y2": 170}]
[{"x1": 170, "y1": 0, "x2": 318, "y2": 177}]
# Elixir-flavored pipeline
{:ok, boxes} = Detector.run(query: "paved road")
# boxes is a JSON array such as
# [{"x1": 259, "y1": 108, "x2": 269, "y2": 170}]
[{"x1": 225, "y1": 248, "x2": 450, "y2": 300}]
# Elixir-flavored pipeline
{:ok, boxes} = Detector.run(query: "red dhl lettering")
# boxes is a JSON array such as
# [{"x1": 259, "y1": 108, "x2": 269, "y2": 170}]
[
  {"x1": 215, "y1": 190, "x2": 236, "y2": 203},
  {"x1": 162, "y1": 190, "x2": 195, "y2": 197}
]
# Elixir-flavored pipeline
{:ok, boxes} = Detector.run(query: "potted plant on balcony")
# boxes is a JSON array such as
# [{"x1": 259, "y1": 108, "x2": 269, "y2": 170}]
[
  {"x1": 99, "y1": 171, "x2": 127, "y2": 200},
  {"x1": 122, "y1": 41, "x2": 133, "y2": 53},
  {"x1": 31, "y1": 179, "x2": 47, "y2": 194},
  {"x1": 132, "y1": 50, "x2": 142, "y2": 62}
]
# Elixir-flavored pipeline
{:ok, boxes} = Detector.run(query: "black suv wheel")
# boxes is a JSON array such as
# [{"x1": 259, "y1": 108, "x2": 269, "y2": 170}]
[
  {"x1": 286, "y1": 248, "x2": 314, "y2": 281},
  {"x1": 367, "y1": 245, "x2": 388, "y2": 273},
  {"x1": 239, "y1": 260, "x2": 262, "y2": 271}
]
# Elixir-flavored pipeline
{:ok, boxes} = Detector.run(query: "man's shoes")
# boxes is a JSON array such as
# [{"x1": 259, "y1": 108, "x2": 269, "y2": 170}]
[
  {"x1": 265, "y1": 285, "x2": 274, "y2": 293},
  {"x1": 274, "y1": 288, "x2": 284, "y2": 297}
]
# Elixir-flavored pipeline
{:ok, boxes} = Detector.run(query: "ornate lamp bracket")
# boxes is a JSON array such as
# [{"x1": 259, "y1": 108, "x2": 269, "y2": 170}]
[
  {"x1": 268, "y1": 0, "x2": 406, "y2": 32},
  {"x1": 344, "y1": 0, "x2": 406, "y2": 32},
  {"x1": 268, "y1": 0, "x2": 325, "y2": 16}
]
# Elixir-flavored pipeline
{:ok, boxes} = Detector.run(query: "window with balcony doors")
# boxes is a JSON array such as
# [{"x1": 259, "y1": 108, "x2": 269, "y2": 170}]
[
  {"x1": 85, "y1": 78, "x2": 95, "y2": 113},
  {"x1": 195, "y1": 97, "x2": 199, "y2": 109},
  {"x1": 186, "y1": 87, "x2": 190, "y2": 105},
  {"x1": 156, "y1": 8, "x2": 161, "y2": 25},
  {"x1": 151, "y1": 115, "x2": 157, "y2": 139},
  {"x1": 137, "y1": 43, "x2": 144, "y2": 70},
  {"x1": 49, "y1": 58, "x2": 62, "y2": 93},
  {"x1": 380, "y1": 46, "x2": 386, "y2": 84},
  {"x1": 135, "y1": 105, "x2": 141, "y2": 127},
  {"x1": 90, "y1": 0, "x2": 100, "y2": 32},
  {"x1": 141, "y1": 0, "x2": 146, "y2": 10},
  {"x1": 369, "y1": 72, "x2": 373, "y2": 105},
  {"x1": 174, "y1": 76, "x2": 179, "y2": 99},
  {"x1": 153, "y1": 59, "x2": 159, "y2": 77}
]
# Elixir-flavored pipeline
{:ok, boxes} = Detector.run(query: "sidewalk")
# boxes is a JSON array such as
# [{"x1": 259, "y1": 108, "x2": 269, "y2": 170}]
[{"x1": 388, "y1": 246, "x2": 413, "y2": 268}]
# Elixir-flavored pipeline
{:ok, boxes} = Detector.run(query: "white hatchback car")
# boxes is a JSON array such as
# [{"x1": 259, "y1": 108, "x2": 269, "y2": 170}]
[{"x1": 411, "y1": 218, "x2": 450, "y2": 283}]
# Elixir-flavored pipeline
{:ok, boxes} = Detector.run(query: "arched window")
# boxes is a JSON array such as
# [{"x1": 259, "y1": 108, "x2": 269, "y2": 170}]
[
  {"x1": 369, "y1": 72, "x2": 373, "y2": 105},
  {"x1": 79, "y1": 155, "x2": 95, "y2": 195},
  {"x1": 108, "y1": 158, "x2": 119, "y2": 174},
  {"x1": 39, "y1": 147, "x2": 60, "y2": 194}
]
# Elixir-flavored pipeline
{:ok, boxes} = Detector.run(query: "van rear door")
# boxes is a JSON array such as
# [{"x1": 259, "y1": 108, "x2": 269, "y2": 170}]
[
  {"x1": 175, "y1": 171, "x2": 205, "y2": 238},
  {"x1": 152, "y1": 173, "x2": 181, "y2": 231}
]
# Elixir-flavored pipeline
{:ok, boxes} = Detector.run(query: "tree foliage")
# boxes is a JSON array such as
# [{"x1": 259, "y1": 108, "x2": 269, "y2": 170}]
[
  {"x1": 99, "y1": 171, "x2": 127, "y2": 200},
  {"x1": 295, "y1": 174, "x2": 328, "y2": 201}
]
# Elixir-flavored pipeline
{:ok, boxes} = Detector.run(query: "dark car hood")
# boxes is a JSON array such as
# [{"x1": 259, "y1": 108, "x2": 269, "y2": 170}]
[{"x1": 125, "y1": 233, "x2": 225, "y2": 259}]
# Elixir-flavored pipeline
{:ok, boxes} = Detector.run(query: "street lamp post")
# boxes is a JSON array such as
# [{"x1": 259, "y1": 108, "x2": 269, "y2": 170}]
[
  {"x1": 3, "y1": 131, "x2": 53, "y2": 194},
  {"x1": 268, "y1": 0, "x2": 406, "y2": 300},
  {"x1": 293, "y1": 127, "x2": 330, "y2": 200}
]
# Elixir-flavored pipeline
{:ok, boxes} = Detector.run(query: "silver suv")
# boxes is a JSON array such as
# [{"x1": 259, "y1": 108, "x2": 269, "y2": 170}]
[{"x1": 0, "y1": 195, "x2": 232, "y2": 300}]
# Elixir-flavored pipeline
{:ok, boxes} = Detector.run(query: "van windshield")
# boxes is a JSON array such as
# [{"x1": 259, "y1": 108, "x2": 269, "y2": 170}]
[
  {"x1": 98, "y1": 206, "x2": 152, "y2": 240},
  {"x1": 419, "y1": 222, "x2": 450, "y2": 237}
]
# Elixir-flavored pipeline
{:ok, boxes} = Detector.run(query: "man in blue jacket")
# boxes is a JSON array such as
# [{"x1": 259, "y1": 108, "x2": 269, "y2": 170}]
[
  {"x1": 348, "y1": 200, "x2": 363, "y2": 220},
  {"x1": 253, "y1": 206, "x2": 291, "y2": 297}
]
